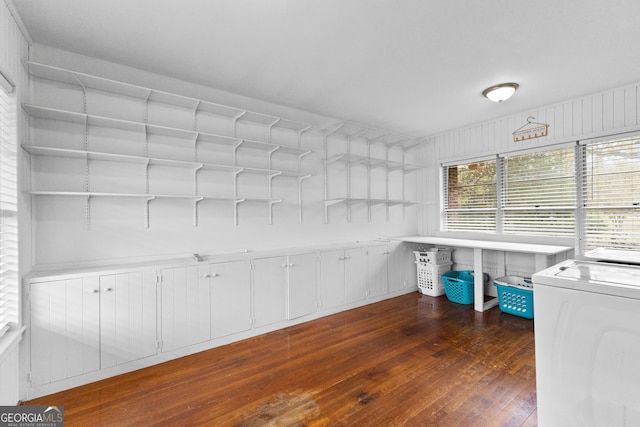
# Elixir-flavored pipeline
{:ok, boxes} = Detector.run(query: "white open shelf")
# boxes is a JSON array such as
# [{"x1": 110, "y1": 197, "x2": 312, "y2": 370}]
[
  {"x1": 26, "y1": 61, "x2": 311, "y2": 133},
  {"x1": 25, "y1": 62, "x2": 315, "y2": 227},
  {"x1": 23, "y1": 105, "x2": 311, "y2": 156},
  {"x1": 22, "y1": 145, "x2": 310, "y2": 178},
  {"x1": 325, "y1": 152, "x2": 421, "y2": 172},
  {"x1": 323, "y1": 122, "x2": 422, "y2": 223}
]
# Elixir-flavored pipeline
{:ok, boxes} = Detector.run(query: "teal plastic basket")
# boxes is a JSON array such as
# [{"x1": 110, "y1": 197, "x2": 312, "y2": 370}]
[
  {"x1": 494, "y1": 276, "x2": 534, "y2": 319},
  {"x1": 441, "y1": 270, "x2": 489, "y2": 305}
]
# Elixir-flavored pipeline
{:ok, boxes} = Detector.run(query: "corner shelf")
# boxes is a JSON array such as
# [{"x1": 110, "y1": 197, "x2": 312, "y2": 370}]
[
  {"x1": 25, "y1": 62, "x2": 314, "y2": 227},
  {"x1": 323, "y1": 123, "x2": 422, "y2": 223}
]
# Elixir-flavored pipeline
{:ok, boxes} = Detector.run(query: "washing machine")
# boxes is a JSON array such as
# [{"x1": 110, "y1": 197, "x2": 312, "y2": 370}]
[{"x1": 533, "y1": 257, "x2": 640, "y2": 426}]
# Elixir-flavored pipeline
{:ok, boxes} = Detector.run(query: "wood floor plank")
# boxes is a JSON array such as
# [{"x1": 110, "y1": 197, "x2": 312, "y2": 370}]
[{"x1": 25, "y1": 292, "x2": 537, "y2": 426}]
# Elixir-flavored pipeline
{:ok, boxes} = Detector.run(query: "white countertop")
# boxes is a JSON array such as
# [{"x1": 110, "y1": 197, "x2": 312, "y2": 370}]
[{"x1": 394, "y1": 236, "x2": 573, "y2": 255}]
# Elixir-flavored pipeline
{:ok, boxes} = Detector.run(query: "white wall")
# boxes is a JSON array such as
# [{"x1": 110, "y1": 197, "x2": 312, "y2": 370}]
[
  {"x1": 418, "y1": 81, "x2": 640, "y2": 277},
  {"x1": 421, "y1": 82, "x2": 640, "y2": 236},
  {"x1": 26, "y1": 45, "x2": 420, "y2": 270}
]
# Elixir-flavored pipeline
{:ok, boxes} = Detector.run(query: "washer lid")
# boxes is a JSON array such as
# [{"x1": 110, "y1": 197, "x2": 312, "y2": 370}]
[
  {"x1": 557, "y1": 261, "x2": 640, "y2": 286},
  {"x1": 537, "y1": 260, "x2": 640, "y2": 299}
]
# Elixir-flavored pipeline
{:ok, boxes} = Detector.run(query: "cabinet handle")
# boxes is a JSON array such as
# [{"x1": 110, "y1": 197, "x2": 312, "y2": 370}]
[
  {"x1": 344, "y1": 256, "x2": 351, "y2": 260},
  {"x1": 103, "y1": 288, "x2": 113, "y2": 292},
  {"x1": 89, "y1": 289, "x2": 99, "y2": 293},
  {"x1": 289, "y1": 263, "x2": 295, "y2": 267},
  {"x1": 212, "y1": 273, "x2": 219, "y2": 277},
  {"x1": 202, "y1": 274, "x2": 211, "y2": 278},
  {"x1": 282, "y1": 263, "x2": 288, "y2": 268}
]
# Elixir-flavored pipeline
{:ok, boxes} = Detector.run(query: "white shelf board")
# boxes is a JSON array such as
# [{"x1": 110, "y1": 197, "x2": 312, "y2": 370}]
[
  {"x1": 325, "y1": 153, "x2": 421, "y2": 171},
  {"x1": 23, "y1": 105, "x2": 312, "y2": 155},
  {"x1": 22, "y1": 145, "x2": 311, "y2": 177},
  {"x1": 26, "y1": 191, "x2": 282, "y2": 204},
  {"x1": 325, "y1": 198, "x2": 419, "y2": 207}
]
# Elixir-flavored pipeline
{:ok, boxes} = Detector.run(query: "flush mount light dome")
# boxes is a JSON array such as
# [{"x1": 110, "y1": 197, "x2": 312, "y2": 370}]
[{"x1": 482, "y1": 83, "x2": 519, "y2": 102}]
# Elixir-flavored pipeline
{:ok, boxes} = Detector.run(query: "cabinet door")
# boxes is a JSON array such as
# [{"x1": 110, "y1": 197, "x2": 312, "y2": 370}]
[
  {"x1": 345, "y1": 247, "x2": 368, "y2": 304},
  {"x1": 287, "y1": 253, "x2": 317, "y2": 320},
  {"x1": 319, "y1": 249, "x2": 345, "y2": 310},
  {"x1": 367, "y1": 245, "x2": 389, "y2": 298},
  {"x1": 387, "y1": 242, "x2": 408, "y2": 292},
  {"x1": 209, "y1": 259, "x2": 252, "y2": 338},
  {"x1": 403, "y1": 244, "x2": 418, "y2": 289},
  {"x1": 160, "y1": 265, "x2": 211, "y2": 352},
  {"x1": 99, "y1": 270, "x2": 157, "y2": 368},
  {"x1": 30, "y1": 278, "x2": 100, "y2": 386},
  {"x1": 253, "y1": 257, "x2": 287, "y2": 328}
]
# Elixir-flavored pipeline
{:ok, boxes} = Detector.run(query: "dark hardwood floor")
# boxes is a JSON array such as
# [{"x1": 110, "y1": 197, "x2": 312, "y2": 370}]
[{"x1": 26, "y1": 292, "x2": 537, "y2": 426}]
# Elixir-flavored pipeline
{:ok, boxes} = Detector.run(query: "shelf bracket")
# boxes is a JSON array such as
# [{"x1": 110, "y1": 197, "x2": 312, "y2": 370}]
[
  {"x1": 268, "y1": 199, "x2": 282, "y2": 225},
  {"x1": 193, "y1": 164, "x2": 204, "y2": 195},
  {"x1": 144, "y1": 196, "x2": 156, "y2": 228},
  {"x1": 267, "y1": 146, "x2": 280, "y2": 200},
  {"x1": 193, "y1": 133, "x2": 200, "y2": 162},
  {"x1": 193, "y1": 197, "x2": 204, "y2": 227},
  {"x1": 232, "y1": 111, "x2": 247, "y2": 138},
  {"x1": 267, "y1": 118, "x2": 281, "y2": 143},
  {"x1": 324, "y1": 122, "x2": 345, "y2": 138},
  {"x1": 233, "y1": 198, "x2": 246, "y2": 226},
  {"x1": 268, "y1": 171, "x2": 283, "y2": 182},
  {"x1": 298, "y1": 174, "x2": 312, "y2": 224},
  {"x1": 233, "y1": 168, "x2": 244, "y2": 199},
  {"x1": 193, "y1": 100, "x2": 201, "y2": 132},
  {"x1": 233, "y1": 139, "x2": 244, "y2": 166}
]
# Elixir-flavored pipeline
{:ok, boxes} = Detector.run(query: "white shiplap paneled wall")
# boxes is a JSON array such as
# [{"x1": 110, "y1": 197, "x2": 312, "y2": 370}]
[{"x1": 420, "y1": 81, "x2": 640, "y2": 236}]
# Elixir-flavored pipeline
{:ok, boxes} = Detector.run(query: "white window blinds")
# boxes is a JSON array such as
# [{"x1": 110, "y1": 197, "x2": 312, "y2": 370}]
[
  {"x1": 583, "y1": 137, "x2": 640, "y2": 250},
  {"x1": 443, "y1": 159, "x2": 496, "y2": 233},
  {"x1": 502, "y1": 147, "x2": 576, "y2": 237},
  {"x1": 0, "y1": 77, "x2": 17, "y2": 338}
]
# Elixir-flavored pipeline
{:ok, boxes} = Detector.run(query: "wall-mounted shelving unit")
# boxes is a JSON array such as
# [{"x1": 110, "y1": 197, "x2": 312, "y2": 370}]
[
  {"x1": 24, "y1": 62, "x2": 313, "y2": 227},
  {"x1": 323, "y1": 122, "x2": 422, "y2": 223}
]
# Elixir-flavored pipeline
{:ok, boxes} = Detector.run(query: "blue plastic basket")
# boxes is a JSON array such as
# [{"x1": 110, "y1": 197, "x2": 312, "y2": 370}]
[
  {"x1": 441, "y1": 270, "x2": 489, "y2": 305},
  {"x1": 494, "y1": 276, "x2": 534, "y2": 319}
]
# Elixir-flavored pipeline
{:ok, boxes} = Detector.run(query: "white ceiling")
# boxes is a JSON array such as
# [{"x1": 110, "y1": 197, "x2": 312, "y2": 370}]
[{"x1": 12, "y1": 0, "x2": 640, "y2": 137}]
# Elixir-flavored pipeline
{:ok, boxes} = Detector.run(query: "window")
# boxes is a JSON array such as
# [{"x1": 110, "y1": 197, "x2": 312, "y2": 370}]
[
  {"x1": 0, "y1": 72, "x2": 17, "y2": 338},
  {"x1": 502, "y1": 147, "x2": 576, "y2": 237},
  {"x1": 583, "y1": 137, "x2": 640, "y2": 250},
  {"x1": 443, "y1": 159, "x2": 496, "y2": 233},
  {"x1": 443, "y1": 147, "x2": 576, "y2": 238}
]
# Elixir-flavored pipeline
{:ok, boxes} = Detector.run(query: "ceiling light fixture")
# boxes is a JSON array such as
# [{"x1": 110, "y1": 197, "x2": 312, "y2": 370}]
[{"x1": 482, "y1": 82, "x2": 519, "y2": 103}]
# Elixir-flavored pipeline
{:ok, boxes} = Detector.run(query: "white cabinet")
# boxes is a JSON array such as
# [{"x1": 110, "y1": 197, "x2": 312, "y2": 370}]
[
  {"x1": 160, "y1": 265, "x2": 211, "y2": 352},
  {"x1": 26, "y1": 242, "x2": 416, "y2": 398},
  {"x1": 319, "y1": 247, "x2": 368, "y2": 309},
  {"x1": 367, "y1": 245, "x2": 390, "y2": 298},
  {"x1": 29, "y1": 269, "x2": 157, "y2": 387},
  {"x1": 286, "y1": 253, "x2": 318, "y2": 320},
  {"x1": 252, "y1": 257, "x2": 288, "y2": 328},
  {"x1": 387, "y1": 242, "x2": 415, "y2": 292},
  {"x1": 345, "y1": 248, "x2": 369, "y2": 304},
  {"x1": 253, "y1": 253, "x2": 317, "y2": 328},
  {"x1": 207, "y1": 259, "x2": 252, "y2": 338},
  {"x1": 160, "y1": 260, "x2": 252, "y2": 350}
]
